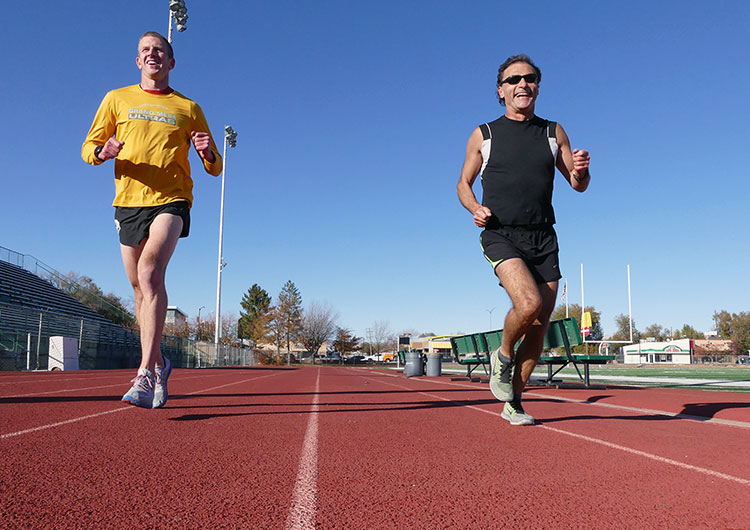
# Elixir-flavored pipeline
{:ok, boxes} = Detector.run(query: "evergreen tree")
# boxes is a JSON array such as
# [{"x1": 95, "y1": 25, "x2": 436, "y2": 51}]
[
  {"x1": 238, "y1": 284, "x2": 272, "y2": 344},
  {"x1": 276, "y1": 280, "x2": 303, "y2": 354}
]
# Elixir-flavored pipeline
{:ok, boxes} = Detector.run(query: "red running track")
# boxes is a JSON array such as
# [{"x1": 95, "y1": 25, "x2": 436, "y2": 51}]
[{"x1": 1, "y1": 366, "x2": 749, "y2": 529}]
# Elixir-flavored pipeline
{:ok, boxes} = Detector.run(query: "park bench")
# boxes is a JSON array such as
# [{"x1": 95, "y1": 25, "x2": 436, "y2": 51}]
[
  {"x1": 448, "y1": 333, "x2": 491, "y2": 382},
  {"x1": 450, "y1": 317, "x2": 614, "y2": 388}
]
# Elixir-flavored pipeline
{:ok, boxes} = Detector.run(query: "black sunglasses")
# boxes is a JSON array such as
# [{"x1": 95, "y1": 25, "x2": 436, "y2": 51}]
[{"x1": 500, "y1": 73, "x2": 539, "y2": 85}]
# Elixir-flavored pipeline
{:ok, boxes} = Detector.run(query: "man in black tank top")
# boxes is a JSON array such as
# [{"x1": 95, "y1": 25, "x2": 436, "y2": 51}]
[{"x1": 457, "y1": 54, "x2": 591, "y2": 426}]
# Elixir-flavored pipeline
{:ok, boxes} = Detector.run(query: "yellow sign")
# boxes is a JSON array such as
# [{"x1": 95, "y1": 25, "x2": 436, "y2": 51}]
[{"x1": 582, "y1": 311, "x2": 592, "y2": 336}]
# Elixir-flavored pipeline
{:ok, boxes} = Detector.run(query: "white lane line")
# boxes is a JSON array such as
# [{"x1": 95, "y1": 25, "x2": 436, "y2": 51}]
[
  {"x1": 0, "y1": 374, "x2": 126, "y2": 386},
  {"x1": 3, "y1": 383, "x2": 136, "y2": 398},
  {"x1": 389, "y1": 375, "x2": 750, "y2": 430},
  {"x1": 184, "y1": 372, "x2": 282, "y2": 395},
  {"x1": 286, "y1": 368, "x2": 320, "y2": 530},
  {"x1": 0, "y1": 372, "x2": 240, "y2": 399},
  {"x1": 539, "y1": 424, "x2": 750, "y2": 486},
  {"x1": 0, "y1": 372, "x2": 282, "y2": 440},
  {"x1": 371, "y1": 377, "x2": 750, "y2": 486},
  {"x1": 526, "y1": 391, "x2": 750, "y2": 429},
  {"x1": 0, "y1": 407, "x2": 131, "y2": 440}
]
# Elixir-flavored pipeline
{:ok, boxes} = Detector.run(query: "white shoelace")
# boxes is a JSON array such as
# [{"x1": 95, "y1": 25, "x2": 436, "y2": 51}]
[{"x1": 130, "y1": 373, "x2": 154, "y2": 391}]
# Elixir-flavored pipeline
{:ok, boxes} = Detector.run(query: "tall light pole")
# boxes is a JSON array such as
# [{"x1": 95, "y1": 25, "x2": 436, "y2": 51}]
[
  {"x1": 486, "y1": 307, "x2": 496, "y2": 330},
  {"x1": 196, "y1": 305, "x2": 205, "y2": 368},
  {"x1": 167, "y1": 0, "x2": 188, "y2": 43},
  {"x1": 197, "y1": 305, "x2": 205, "y2": 340},
  {"x1": 214, "y1": 125, "x2": 238, "y2": 349}
]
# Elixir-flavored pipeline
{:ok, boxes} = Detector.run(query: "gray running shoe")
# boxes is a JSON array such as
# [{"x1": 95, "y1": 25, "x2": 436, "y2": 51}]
[
  {"x1": 121, "y1": 368, "x2": 155, "y2": 408},
  {"x1": 501, "y1": 400, "x2": 535, "y2": 426},
  {"x1": 489, "y1": 348, "x2": 514, "y2": 402},
  {"x1": 153, "y1": 355, "x2": 172, "y2": 409}
]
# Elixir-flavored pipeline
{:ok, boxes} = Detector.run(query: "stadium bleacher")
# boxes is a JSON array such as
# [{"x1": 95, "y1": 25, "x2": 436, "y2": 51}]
[
  {"x1": 0, "y1": 247, "x2": 256, "y2": 371},
  {"x1": 0, "y1": 258, "x2": 141, "y2": 370}
]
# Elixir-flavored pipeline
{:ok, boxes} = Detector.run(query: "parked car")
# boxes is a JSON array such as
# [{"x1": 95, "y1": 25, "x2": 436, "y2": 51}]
[
  {"x1": 344, "y1": 355, "x2": 366, "y2": 364},
  {"x1": 315, "y1": 353, "x2": 341, "y2": 363}
]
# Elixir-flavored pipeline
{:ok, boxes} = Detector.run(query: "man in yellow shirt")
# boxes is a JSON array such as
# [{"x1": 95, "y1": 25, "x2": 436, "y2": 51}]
[{"x1": 82, "y1": 31, "x2": 222, "y2": 408}]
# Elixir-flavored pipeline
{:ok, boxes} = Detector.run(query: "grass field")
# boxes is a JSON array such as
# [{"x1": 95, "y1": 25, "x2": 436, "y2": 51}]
[
  {"x1": 544, "y1": 363, "x2": 750, "y2": 379},
  {"x1": 528, "y1": 363, "x2": 750, "y2": 392}
]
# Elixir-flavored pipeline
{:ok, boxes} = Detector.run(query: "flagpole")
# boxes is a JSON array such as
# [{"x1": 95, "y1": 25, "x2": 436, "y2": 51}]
[
  {"x1": 627, "y1": 264, "x2": 633, "y2": 342},
  {"x1": 580, "y1": 263, "x2": 585, "y2": 329},
  {"x1": 564, "y1": 278, "x2": 569, "y2": 318}
]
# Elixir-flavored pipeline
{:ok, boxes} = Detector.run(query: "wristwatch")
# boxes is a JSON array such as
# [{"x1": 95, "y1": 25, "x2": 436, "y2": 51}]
[{"x1": 94, "y1": 145, "x2": 104, "y2": 160}]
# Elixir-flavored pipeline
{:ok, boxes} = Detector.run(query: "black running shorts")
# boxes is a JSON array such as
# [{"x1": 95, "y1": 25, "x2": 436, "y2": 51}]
[
  {"x1": 114, "y1": 201, "x2": 191, "y2": 247},
  {"x1": 480, "y1": 224, "x2": 561, "y2": 285}
]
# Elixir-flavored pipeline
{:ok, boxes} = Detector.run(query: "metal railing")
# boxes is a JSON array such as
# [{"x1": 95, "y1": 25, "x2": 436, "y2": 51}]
[{"x1": 0, "y1": 245, "x2": 133, "y2": 324}]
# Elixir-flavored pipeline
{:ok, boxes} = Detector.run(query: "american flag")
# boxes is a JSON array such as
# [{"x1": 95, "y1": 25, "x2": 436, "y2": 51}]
[{"x1": 560, "y1": 282, "x2": 567, "y2": 302}]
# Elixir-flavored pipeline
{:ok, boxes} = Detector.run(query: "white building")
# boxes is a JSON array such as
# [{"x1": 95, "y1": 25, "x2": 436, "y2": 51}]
[
  {"x1": 165, "y1": 306, "x2": 188, "y2": 335},
  {"x1": 622, "y1": 338, "x2": 692, "y2": 364}
]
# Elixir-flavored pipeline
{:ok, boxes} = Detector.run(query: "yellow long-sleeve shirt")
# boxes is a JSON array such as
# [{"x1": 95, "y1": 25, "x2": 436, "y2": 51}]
[{"x1": 82, "y1": 85, "x2": 222, "y2": 207}]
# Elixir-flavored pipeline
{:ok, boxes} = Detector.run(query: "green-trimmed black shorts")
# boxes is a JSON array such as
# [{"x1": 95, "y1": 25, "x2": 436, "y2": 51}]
[
  {"x1": 480, "y1": 224, "x2": 561, "y2": 286},
  {"x1": 114, "y1": 200, "x2": 190, "y2": 247}
]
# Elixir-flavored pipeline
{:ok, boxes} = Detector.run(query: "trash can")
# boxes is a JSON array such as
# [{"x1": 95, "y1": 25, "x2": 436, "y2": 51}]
[
  {"x1": 404, "y1": 351, "x2": 423, "y2": 377},
  {"x1": 426, "y1": 354, "x2": 441, "y2": 377}
]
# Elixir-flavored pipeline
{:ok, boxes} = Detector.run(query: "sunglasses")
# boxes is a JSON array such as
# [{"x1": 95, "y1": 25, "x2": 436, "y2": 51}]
[{"x1": 500, "y1": 73, "x2": 539, "y2": 85}]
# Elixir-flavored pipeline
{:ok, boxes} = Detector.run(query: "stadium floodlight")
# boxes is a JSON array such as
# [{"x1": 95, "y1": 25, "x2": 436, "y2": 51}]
[
  {"x1": 214, "y1": 126, "x2": 239, "y2": 349},
  {"x1": 167, "y1": 0, "x2": 188, "y2": 43}
]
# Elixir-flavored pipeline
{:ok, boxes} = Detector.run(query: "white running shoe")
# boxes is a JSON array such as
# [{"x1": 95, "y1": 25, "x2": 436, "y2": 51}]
[
  {"x1": 153, "y1": 355, "x2": 172, "y2": 409},
  {"x1": 121, "y1": 368, "x2": 155, "y2": 409}
]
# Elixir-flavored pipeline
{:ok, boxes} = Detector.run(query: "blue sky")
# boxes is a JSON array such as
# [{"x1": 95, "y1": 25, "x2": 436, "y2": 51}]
[{"x1": 2, "y1": 1, "x2": 749, "y2": 341}]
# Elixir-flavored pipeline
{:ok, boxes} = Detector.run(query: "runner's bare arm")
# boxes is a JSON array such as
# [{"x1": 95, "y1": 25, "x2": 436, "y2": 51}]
[
  {"x1": 555, "y1": 123, "x2": 590, "y2": 192},
  {"x1": 457, "y1": 127, "x2": 492, "y2": 227}
]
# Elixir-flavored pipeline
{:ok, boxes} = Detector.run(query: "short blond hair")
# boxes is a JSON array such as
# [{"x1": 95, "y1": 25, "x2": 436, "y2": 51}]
[{"x1": 139, "y1": 31, "x2": 174, "y2": 59}]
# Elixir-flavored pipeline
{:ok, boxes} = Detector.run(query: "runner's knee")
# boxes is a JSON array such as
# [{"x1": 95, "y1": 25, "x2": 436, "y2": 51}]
[
  {"x1": 137, "y1": 255, "x2": 166, "y2": 297},
  {"x1": 515, "y1": 293, "x2": 542, "y2": 321}
]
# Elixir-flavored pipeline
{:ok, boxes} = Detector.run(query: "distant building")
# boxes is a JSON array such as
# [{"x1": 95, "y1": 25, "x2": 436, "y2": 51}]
[
  {"x1": 410, "y1": 335, "x2": 458, "y2": 360},
  {"x1": 622, "y1": 337, "x2": 742, "y2": 364},
  {"x1": 165, "y1": 306, "x2": 188, "y2": 336},
  {"x1": 622, "y1": 339, "x2": 693, "y2": 364},
  {"x1": 694, "y1": 339, "x2": 740, "y2": 363},
  {"x1": 165, "y1": 306, "x2": 187, "y2": 326}
]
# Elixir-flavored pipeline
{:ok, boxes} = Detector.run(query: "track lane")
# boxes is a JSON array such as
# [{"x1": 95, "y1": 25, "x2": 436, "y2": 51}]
[
  {"x1": 2, "y1": 366, "x2": 750, "y2": 529},
  {"x1": 314, "y1": 367, "x2": 750, "y2": 529},
  {"x1": 1, "y1": 367, "x2": 314, "y2": 528}
]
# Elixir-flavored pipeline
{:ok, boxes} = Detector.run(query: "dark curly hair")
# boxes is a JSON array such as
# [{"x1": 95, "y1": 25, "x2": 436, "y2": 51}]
[{"x1": 496, "y1": 54, "x2": 541, "y2": 106}]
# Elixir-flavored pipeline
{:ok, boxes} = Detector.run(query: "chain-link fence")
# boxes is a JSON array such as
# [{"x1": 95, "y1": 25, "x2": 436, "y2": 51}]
[{"x1": 0, "y1": 303, "x2": 256, "y2": 371}]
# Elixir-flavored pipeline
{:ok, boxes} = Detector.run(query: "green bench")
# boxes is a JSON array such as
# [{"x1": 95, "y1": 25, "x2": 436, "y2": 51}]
[
  {"x1": 450, "y1": 317, "x2": 614, "y2": 388},
  {"x1": 448, "y1": 333, "x2": 491, "y2": 382}
]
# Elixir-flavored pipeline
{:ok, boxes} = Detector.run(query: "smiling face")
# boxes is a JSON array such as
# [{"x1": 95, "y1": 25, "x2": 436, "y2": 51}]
[
  {"x1": 497, "y1": 61, "x2": 539, "y2": 119},
  {"x1": 136, "y1": 35, "x2": 175, "y2": 83}
]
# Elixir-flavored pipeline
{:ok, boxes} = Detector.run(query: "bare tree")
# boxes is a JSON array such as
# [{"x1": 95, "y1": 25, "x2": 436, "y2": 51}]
[
  {"x1": 192, "y1": 312, "x2": 239, "y2": 346},
  {"x1": 300, "y1": 301, "x2": 338, "y2": 363},
  {"x1": 371, "y1": 320, "x2": 393, "y2": 354}
]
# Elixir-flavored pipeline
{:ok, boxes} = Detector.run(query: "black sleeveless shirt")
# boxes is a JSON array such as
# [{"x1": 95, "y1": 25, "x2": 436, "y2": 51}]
[{"x1": 479, "y1": 115, "x2": 558, "y2": 226}]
